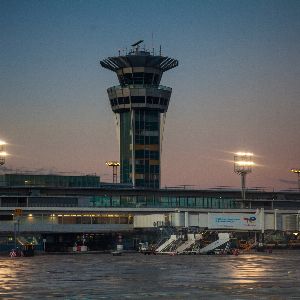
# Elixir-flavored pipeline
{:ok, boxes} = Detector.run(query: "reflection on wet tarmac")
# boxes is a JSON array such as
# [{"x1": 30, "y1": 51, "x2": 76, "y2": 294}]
[{"x1": 0, "y1": 251, "x2": 300, "y2": 299}]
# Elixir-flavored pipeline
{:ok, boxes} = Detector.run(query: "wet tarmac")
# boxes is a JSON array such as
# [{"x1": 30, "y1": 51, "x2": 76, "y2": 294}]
[{"x1": 0, "y1": 250, "x2": 300, "y2": 299}]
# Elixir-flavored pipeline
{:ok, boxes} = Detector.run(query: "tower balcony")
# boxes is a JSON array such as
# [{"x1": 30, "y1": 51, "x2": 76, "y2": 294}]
[{"x1": 107, "y1": 84, "x2": 172, "y2": 113}]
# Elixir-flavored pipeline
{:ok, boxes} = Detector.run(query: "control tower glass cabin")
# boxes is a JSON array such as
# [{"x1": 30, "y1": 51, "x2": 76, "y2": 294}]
[{"x1": 100, "y1": 42, "x2": 178, "y2": 188}]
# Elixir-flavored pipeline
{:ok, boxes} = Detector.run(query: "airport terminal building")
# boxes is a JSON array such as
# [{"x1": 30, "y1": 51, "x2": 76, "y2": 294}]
[{"x1": 0, "y1": 173, "x2": 300, "y2": 252}]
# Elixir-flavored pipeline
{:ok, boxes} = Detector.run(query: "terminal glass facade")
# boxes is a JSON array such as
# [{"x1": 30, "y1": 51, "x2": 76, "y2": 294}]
[
  {"x1": 90, "y1": 195, "x2": 237, "y2": 209},
  {"x1": 0, "y1": 174, "x2": 100, "y2": 187},
  {"x1": 0, "y1": 195, "x2": 237, "y2": 209}
]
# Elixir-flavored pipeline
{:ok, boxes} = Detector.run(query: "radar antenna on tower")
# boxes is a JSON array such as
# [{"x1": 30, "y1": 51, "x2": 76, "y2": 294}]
[{"x1": 131, "y1": 40, "x2": 144, "y2": 52}]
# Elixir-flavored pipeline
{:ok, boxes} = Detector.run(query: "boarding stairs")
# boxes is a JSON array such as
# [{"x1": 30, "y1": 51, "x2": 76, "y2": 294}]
[
  {"x1": 190, "y1": 241, "x2": 202, "y2": 253},
  {"x1": 17, "y1": 236, "x2": 38, "y2": 246},
  {"x1": 175, "y1": 234, "x2": 202, "y2": 254},
  {"x1": 199, "y1": 233, "x2": 230, "y2": 254},
  {"x1": 153, "y1": 237, "x2": 167, "y2": 250},
  {"x1": 168, "y1": 237, "x2": 184, "y2": 252},
  {"x1": 155, "y1": 235, "x2": 178, "y2": 253}
]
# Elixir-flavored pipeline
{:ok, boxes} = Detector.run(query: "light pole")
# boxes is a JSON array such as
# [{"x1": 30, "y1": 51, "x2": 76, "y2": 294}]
[
  {"x1": 234, "y1": 152, "x2": 254, "y2": 204},
  {"x1": 290, "y1": 169, "x2": 300, "y2": 192},
  {"x1": 0, "y1": 141, "x2": 7, "y2": 186},
  {"x1": 0, "y1": 140, "x2": 7, "y2": 167},
  {"x1": 13, "y1": 209, "x2": 22, "y2": 249},
  {"x1": 106, "y1": 161, "x2": 120, "y2": 184}
]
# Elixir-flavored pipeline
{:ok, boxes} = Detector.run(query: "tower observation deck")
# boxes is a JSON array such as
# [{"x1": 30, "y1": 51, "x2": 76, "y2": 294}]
[{"x1": 100, "y1": 41, "x2": 178, "y2": 188}]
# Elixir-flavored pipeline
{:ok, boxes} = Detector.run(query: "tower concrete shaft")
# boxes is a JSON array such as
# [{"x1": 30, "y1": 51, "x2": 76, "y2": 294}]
[{"x1": 101, "y1": 43, "x2": 178, "y2": 188}]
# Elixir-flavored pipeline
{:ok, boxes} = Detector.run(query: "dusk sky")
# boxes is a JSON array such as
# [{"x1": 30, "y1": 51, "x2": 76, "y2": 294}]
[{"x1": 1, "y1": 0, "x2": 299, "y2": 190}]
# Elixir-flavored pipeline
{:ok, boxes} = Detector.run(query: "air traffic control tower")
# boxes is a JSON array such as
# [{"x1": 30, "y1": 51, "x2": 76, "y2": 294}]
[{"x1": 100, "y1": 41, "x2": 178, "y2": 188}]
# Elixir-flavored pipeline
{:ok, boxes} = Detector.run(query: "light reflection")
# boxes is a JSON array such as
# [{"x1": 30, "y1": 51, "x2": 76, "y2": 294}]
[
  {"x1": 0, "y1": 261, "x2": 18, "y2": 291},
  {"x1": 226, "y1": 256, "x2": 268, "y2": 284}
]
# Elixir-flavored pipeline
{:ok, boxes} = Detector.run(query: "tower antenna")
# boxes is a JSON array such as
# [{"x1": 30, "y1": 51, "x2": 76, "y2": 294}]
[
  {"x1": 151, "y1": 32, "x2": 154, "y2": 55},
  {"x1": 131, "y1": 40, "x2": 144, "y2": 52}
]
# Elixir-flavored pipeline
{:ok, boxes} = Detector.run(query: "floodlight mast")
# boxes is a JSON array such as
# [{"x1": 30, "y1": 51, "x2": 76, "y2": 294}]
[
  {"x1": 0, "y1": 140, "x2": 7, "y2": 166},
  {"x1": 234, "y1": 152, "x2": 254, "y2": 204},
  {"x1": 290, "y1": 169, "x2": 300, "y2": 192},
  {"x1": 106, "y1": 161, "x2": 120, "y2": 184}
]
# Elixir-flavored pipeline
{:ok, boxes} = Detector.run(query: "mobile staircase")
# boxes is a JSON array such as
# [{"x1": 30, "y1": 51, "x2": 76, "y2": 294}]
[
  {"x1": 199, "y1": 233, "x2": 230, "y2": 254},
  {"x1": 165, "y1": 238, "x2": 182, "y2": 253},
  {"x1": 155, "y1": 235, "x2": 178, "y2": 253},
  {"x1": 175, "y1": 234, "x2": 204, "y2": 254}
]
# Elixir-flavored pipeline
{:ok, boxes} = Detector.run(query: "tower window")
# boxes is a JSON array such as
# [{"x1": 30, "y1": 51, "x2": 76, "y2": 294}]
[
  {"x1": 117, "y1": 97, "x2": 130, "y2": 105},
  {"x1": 132, "y1": 72, "x2": 144, "y2": 85},
  {"x1": 153, "y1": 74, "x2": 160, "y2": 85},
  {"x1": 144, "y1": 73, "x2": 154, "y2": 84},
  {"x1": 131, "y1": 96, "x2": 145, "y2": 104},
  {"x1": 160, "y1": 98, "x2": 168, "y2": 105},
  {"x1": 152, "y1": 97, "x2": 159, "y2": 104}
]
